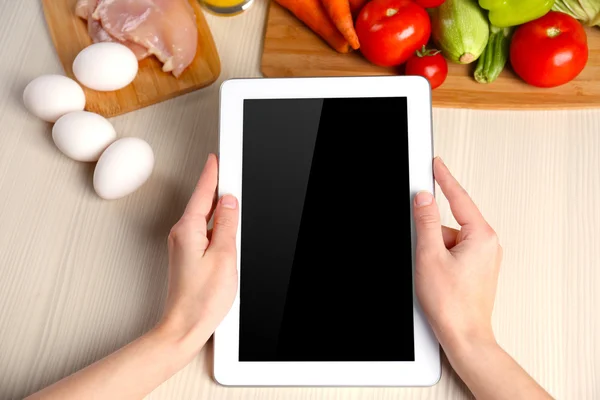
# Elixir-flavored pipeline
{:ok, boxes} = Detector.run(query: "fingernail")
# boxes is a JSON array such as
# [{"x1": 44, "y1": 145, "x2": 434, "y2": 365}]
[
  {"x1": 221, "y1": 195, "x2": 237, "y2": 209},
  {"x1": 435, "y1": 156, "x2": 444, "y2": 165},
  {"x1": 415, "y1": 191, "x2": 433, "y2": 207}
]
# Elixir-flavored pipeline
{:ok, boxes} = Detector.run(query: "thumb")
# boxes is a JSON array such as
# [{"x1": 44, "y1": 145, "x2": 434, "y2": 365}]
[
  {"x1": 413, "y1": 191, "x2": 445, "y2": 253},
  {"x1": 208, "y1": 194, "x2": 239, "y2": 255}
]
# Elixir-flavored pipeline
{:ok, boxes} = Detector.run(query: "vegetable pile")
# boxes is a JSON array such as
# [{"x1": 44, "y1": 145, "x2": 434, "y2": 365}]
[{"x1": 275, "y1": 0, "x2": 597, "y2": 89}]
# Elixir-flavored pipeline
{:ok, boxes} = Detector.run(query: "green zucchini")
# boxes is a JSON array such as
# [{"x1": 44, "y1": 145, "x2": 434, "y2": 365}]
[
  {"x1": 474, "y1": 25, "x2": 514, "y2": 84},
  {"x1": 429, "y1": 0, "x2": 490, "y2": 64}
]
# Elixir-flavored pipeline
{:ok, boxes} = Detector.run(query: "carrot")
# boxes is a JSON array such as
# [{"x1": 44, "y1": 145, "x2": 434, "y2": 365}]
[
  {"x1": 322, "y1": 0, "x2": 360, "y2": 50},
  {"x1": 349, "y1": 0, "x2": 369, "y2": 16},
  {"x1": 275, "y1": 0, "x2": 351, "y2": 53}
]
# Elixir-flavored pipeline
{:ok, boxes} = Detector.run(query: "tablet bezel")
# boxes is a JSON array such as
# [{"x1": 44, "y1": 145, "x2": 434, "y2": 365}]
[{"x1": 215, "y1": 77, "x2": 439, "y2": 386}]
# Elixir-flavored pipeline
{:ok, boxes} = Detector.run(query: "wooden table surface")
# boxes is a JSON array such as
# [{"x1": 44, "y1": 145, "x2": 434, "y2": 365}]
[{"x1": 0, "y1": 1, "x2": 598, "y2": 399}]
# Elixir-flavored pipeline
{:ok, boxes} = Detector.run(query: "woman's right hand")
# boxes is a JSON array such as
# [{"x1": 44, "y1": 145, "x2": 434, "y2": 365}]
[
  {"x1": 413, "y1": 157, "x2": 502, "y2": 350},
  {"x1": 413, "y1": 158, "x2": 552, "y2": 400}
]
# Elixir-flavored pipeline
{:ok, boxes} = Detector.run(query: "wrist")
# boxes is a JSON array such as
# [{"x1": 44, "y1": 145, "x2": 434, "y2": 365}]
[
  {"x1": 437, "y1": 324, "x2": 497, "y2": 359},
  {"x1": 152, "y1": 315, "x2": 214, "y2": 359},
  {"x1": 146, "y1": 325, "x2": 200, "y2": 368}
]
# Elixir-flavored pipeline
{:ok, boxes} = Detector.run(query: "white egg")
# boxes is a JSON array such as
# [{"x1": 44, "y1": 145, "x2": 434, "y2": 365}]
[
  {"x1": 23, "y1": 75, "x2": 86, "y2": 122},
  {"x1": 52, "y1": 111, "x2": 117, "y2": 162},
  {"x1": 73, "y1": 42, "x2": 138, "y2": 91},
  {"x1": 93, "y1": 137, "x2": 154, "y2": 200}
]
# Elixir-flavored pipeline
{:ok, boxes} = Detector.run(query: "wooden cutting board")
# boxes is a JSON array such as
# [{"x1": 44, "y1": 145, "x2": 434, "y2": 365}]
[
  {"x1": 262, "y1": 2, "x2": 600, "y2": 109},
  {"x1": 42, "y1": 0, "x2": 220, "y2": 118}
]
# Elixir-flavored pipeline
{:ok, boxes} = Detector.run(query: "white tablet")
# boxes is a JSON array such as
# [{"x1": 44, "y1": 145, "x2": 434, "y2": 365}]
[{"x1": 215, "y1": 77, "x2": 439, "y2": 387}]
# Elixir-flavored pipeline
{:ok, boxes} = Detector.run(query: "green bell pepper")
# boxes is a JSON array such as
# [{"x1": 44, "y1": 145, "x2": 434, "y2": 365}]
[{"x1": 479, "y1": 0, "x2": 555, "y2": 27}]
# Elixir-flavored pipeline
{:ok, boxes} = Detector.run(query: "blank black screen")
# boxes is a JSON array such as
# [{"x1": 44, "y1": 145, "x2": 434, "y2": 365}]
[{"x1": 239, "y1": 97, "x2": 414, "y2": 362}]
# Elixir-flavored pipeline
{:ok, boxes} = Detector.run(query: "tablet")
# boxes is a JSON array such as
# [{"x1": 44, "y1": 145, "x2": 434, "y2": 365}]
[{"x1": 215, "y1": 77, "x2": 439, "y2": 387}]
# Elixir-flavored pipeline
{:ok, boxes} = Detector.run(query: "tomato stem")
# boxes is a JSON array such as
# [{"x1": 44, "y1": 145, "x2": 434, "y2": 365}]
[
  {"x1": 416, "y1": 45, "x2": 441, "y2": 58},
  {"x1": 385, "y1": 8, "x2": 398, "y2": 17},
  {"x1": 547, "y1": 27, "x2": 561, "y2": 38}
]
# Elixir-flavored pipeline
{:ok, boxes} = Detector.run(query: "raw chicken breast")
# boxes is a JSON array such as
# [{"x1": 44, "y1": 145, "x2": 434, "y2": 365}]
[
  {"x1": 76, "y1": 0, "x2": 149, "y2": 60},
  {"x1": 75, "y1": 0, "x2": 89, "y2": 18},
  {"x1": 92, "y1": 0, "x2": 198, "y2": 77}
]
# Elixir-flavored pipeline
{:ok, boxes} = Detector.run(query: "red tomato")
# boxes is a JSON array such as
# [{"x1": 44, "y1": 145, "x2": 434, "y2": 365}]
[
  {"x1": 355, "y1": 0, "x2": 431, "y2": 67},
  {"x1": 405, "y1": 47, "x2": 448, "y2": 89},
  {"x1": 510, "y1": 11, "x2": 588, "y2": 88},
  {"x1": 413, "y1": 0, "x2": 446, "y2": 7}
]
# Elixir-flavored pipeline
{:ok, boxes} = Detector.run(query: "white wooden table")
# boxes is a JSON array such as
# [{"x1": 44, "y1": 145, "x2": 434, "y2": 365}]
[{"x1": 0, "y1": 1, "x2": 598, "y2": 399}]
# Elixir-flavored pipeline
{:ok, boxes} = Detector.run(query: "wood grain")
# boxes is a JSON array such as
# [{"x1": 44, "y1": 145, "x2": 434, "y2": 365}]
[
  {"x1": 0, "y1": 0, "x2": 598, "y2": 399},
  {"x1": 262, "y1": 2, "x2": 600, "y2": 110},
  {"x1": 41, "y1": 0, "x2": 221, "y2": 118}
]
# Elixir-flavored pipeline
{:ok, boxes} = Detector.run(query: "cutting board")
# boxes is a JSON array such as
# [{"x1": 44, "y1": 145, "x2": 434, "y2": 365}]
[
  {"x1": 262, "y1": 2, "x2": 600, "y2": 109},
  {"x1": 42, "y1": 0, "x2": 221, "y2": 118}
]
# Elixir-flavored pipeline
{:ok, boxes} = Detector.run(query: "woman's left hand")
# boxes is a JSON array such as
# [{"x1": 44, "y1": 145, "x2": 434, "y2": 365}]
[
  {"x1": 26, "y1": 154, "x2": 240, "y2": 400},
  {"x1": 159, "y1": 153, "x2": 240, "y2": 351}
]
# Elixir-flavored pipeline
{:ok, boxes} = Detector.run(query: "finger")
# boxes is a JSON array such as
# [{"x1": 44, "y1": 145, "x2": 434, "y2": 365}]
[
  {"x1": 413, "y1": 191, "x2": 445, "y2": 253},
  {"x1": 183, "y1": 154, "x2": 219, "y2": 223},
  {"x1": 434, "y1": 157, "x2": 488, "y2": 231},
  {"x1": 208, "y1": 194, "x2": 239, "y2": 255},
  {"x1": 442, "y1": 226, "x2": 459, "y2": 249}
]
